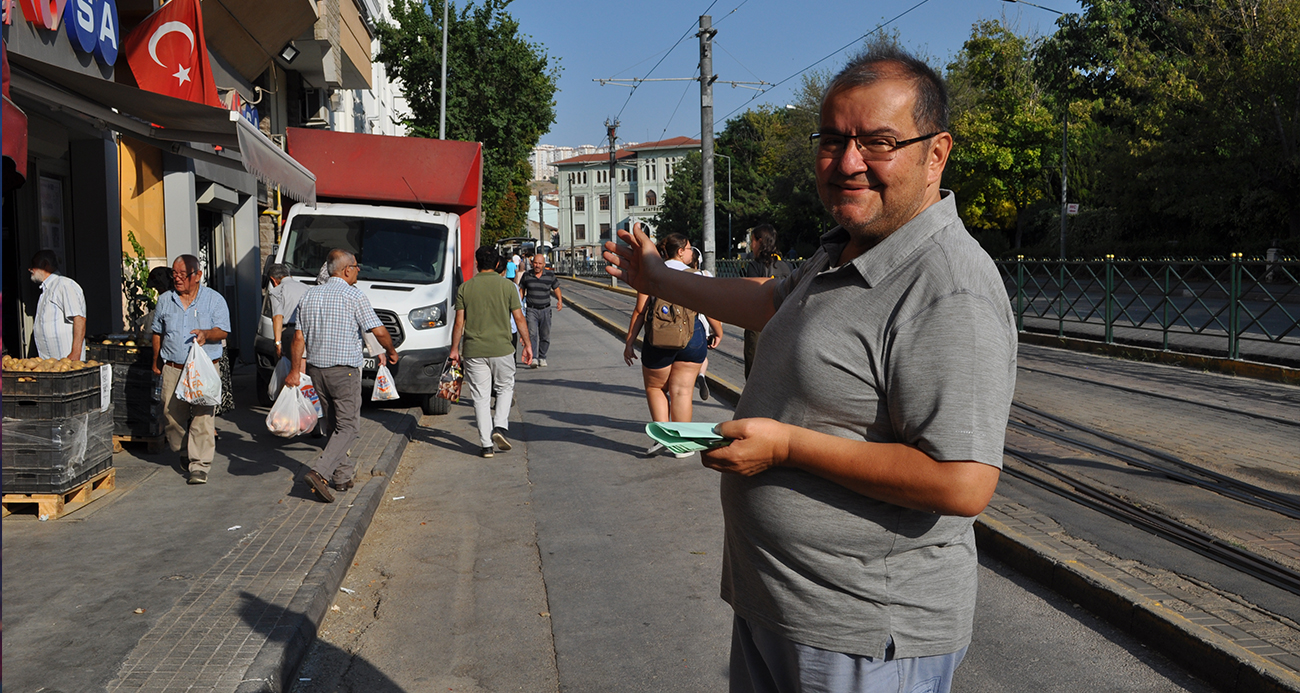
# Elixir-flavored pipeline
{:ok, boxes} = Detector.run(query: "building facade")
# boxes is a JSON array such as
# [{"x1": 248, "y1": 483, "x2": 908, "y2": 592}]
[
  {"x1": 3, "y1": 0, "x2": 406, "y2": 364},
  {"x1": 552, "y1": 136, "x2": 699, "y2": 263}
]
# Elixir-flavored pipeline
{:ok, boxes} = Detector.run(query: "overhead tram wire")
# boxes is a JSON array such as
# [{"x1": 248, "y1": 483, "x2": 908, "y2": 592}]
[
  {"x1": 654, "y1": 67, "x2": 703, "y2": 144},
  {"x1": 614, "y1": 0, "x2": 722, "y2": 122},
  {"x1": 707, "y1": 0, "x2": 935, "y2": 131}
]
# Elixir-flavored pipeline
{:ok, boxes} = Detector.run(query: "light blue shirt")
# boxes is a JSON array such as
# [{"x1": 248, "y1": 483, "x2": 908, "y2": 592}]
[{"x1": 152, "y1": 286, "x2": 231, "y2": 363}]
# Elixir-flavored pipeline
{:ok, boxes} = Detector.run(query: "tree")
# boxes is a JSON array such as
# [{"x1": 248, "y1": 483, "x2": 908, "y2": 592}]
[
  {"x1": 652, "y1": 152, "x2": 704, "y2": 243},
  {"x1": 945, "y1": 20, "x2": 1060, "y2": 251},
  {"x1": 375, "y1": 0, "x2": 560, "y2": 245}
]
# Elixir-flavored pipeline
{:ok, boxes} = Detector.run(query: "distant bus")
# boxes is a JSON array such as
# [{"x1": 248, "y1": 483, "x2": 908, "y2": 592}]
[{"x1": 495, "y1": 236, "x2": 553, "y2": 263}]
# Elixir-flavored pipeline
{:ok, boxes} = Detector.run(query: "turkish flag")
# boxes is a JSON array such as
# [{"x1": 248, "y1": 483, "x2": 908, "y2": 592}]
[{"x1": 122, "y1": 0, "x2": 221, "y2": 108}]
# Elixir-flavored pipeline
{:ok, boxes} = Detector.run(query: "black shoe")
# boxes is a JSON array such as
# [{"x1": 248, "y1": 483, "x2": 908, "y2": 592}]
[
  {"x1": 492, "y1": 428, "x2": 512, "y2": 452},
  {"x1": 187, "y1": 470, "x2": 208, "y2": 485},
  {"x1": 332, "y1": 479, "x2": 355, "y2": 493},
  {"x1": 304, "y1": 470, "x2": 335, "y2": 503},
  {"x1": 697, "y1": 374, "x2": 710, "y2": 401},
  {"x1": 480, "y1": 446, "x2": 495, "y2": 458}
]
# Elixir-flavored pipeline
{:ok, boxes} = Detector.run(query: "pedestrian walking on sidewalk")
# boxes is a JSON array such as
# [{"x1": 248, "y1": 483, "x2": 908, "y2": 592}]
[
  {"x1": 266, "y1": 263, "x2": 309, "y2": 362},
  {"x1": 450, "y1": 246, "x2": 533, "y2": 458},
  {"x1": 287, "y1": 249, "x2": 399, "y2": 502},
  {"x1": 604, "y1": 45, "x2": 1017, "y2": 693},
  {"x1": 623, "y1": 233, "x2": 709, "y2": 458},
  {"x1": 151, "y1": 255, "x2": 231, "y2": 486},
  {"x1": 520, "y1": 253, "x2": 563, "y2": 368},
  {"x1": 687, "y1": 246, "x2": 723, "y2": 401}
]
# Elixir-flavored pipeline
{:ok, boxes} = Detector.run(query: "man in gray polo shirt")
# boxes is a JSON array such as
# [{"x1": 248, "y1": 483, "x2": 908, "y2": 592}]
[{"x1": 604, "y1": 45, "x2": 1016, "y2": 692}]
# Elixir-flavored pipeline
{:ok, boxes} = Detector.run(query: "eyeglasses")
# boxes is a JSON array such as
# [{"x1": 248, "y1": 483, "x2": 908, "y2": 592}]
[
  {"x1": 810, "y1": 131, "x2": 942, "y2": 160},
  {"x1": 347, "y1": 264, "x2": 361, "y2": 271},
  {"x1": 171, "y1": 270, "x2": 196, "y2": 278}
]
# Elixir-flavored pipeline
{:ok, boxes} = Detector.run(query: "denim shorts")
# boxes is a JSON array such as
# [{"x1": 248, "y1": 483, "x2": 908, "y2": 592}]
[{"x1": 640, "y1": 324, "x2": 707, "y2": 370}]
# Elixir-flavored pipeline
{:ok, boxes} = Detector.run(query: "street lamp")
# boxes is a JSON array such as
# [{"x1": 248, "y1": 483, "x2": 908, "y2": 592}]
[
  {"x1": 716, "y1": 153, "x2": 732, "y2": 259},
  {"x1": 1001, "y1": 0, "x2": 1069, "y2": 259}
]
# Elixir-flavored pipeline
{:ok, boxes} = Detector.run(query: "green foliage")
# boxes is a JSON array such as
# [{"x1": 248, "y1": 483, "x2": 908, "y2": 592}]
[
  {"x1": 945, "y1": 20, "x2": 1059, "y2": 247},
  {"x1": 122, "y1": 231, "x2": 156, "y2": 328},
  {"x1": 652, "y1": 152, "x2": 704, "y2": 243},
  {"x1": 375, "y1": 0, "x2": 560, "y2": 246}
]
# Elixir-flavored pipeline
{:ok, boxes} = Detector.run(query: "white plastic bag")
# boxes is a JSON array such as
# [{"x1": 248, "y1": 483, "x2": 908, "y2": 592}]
[
  {"x1": 176, "y1": 342, "x2": 222, "y2": 406},
  {"x1": 265, "y1": 385, "x2": 318, "y2": 437},
  {"x1": 269, "y1": 357, "x2": 292, "y2": 400},
  {"x1": 299, "y1": 373, "x2": 325, "y2": 418},
  {"x1": 371, "y1": 364, "x2": 399, "y2": 401}
]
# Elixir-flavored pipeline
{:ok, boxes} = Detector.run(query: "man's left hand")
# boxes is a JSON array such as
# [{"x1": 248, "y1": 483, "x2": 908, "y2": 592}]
[
  {"x1": 701, "y1": 418, "x2": 792, "y2": 477},
  {"x1": 386, "y1": 349, "x2": 400, "y2": 365},
  {"x1": 191, "y1": 329, "x2": 207, "y2": 346},
  {"x1": 556, "y1": 301, "x2": 563, "y2": 311}
]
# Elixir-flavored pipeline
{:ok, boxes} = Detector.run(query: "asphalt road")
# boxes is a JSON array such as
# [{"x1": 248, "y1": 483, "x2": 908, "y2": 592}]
[{"x1": 290, "y1": 304, "x2": 1216, "y2": 692}]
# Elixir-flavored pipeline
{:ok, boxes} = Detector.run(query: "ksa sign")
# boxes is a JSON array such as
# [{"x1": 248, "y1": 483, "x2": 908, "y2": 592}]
[{"x1": 8, "y1": 0, "x2": 119, "y2": 66}]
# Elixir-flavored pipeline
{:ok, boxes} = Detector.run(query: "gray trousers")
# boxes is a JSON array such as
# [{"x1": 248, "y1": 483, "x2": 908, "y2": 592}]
[
  {"x1": 306, "y1": 365, "x2": 362, "y2": 484},
  {"x1": 526, "y1": 305, "x2": 552, "y2": 360},
  {"x1": 464, "y1": 355, "x2": 515, "y2": 447},
  {"x1": 730, "y1": 615, "x2": 966, "y2": 693}
]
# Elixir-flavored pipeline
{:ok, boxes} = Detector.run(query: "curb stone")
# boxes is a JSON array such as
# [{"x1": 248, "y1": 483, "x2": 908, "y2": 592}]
[{"x1": 234, "y1": 408, "x2": 419, "y2": 693}]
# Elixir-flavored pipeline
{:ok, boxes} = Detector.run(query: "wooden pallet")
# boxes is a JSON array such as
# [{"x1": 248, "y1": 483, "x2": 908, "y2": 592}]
[
  {"x1": 2, "y1": 468, "x2": 116, "y2": 519},
  {"x1": 113, "y1": 434, "x2": 165, "y2": 454}
]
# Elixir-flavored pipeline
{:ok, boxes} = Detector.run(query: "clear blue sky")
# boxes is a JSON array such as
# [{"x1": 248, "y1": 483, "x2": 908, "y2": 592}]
[{"x1": 507, "y1": 0, "x2": 1084, "y2": 148}]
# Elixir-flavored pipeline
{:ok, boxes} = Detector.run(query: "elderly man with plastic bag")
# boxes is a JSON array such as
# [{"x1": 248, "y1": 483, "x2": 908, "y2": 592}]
[
  {"x1": 287, "y1": 249, "x2": 398, "y2": 503},
  {"x1": 151, "y1": 254, "x2": 230, "y2": 486}
]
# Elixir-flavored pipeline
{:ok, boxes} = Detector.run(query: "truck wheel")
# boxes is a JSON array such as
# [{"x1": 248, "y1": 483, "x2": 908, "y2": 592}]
[
  {"x1": 256, "y1": 367, "x2": 273, "y2": 407},
  {"x1": 421, "y1": 394, "x2": 451, "y2": 415}
]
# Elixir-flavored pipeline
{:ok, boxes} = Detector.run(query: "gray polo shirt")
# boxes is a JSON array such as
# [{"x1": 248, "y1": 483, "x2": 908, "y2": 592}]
[{"x1": 721, "y1": 192, "x2": 1017, "y2": 660}]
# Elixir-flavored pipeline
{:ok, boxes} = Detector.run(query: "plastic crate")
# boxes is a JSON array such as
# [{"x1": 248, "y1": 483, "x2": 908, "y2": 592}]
[
  {"x1": 4, "y1": 410, "x2": 110, "y2": 464},
  {"x1": 2, "y1": 390, "x2": 101, "y2": 419},
  {"x1": 86, "y1": 340, "x2": 152, "y2": 365},
  {"x1": 3, "y1": 456, "x2": 113, "y2": 494},
  {"x1": 2, "y1": 368, "x2": 101, "y2": 398}
]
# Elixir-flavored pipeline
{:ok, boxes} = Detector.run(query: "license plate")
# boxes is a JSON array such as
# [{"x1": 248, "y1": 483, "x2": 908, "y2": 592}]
[{"x1": 363, "y1": 357, "x2": 378, "y2": 370}]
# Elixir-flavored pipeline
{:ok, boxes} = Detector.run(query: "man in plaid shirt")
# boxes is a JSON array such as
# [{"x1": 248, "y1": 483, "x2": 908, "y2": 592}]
[{"x1": 287, "y1": 249, "x2": 398, "y2": 502}]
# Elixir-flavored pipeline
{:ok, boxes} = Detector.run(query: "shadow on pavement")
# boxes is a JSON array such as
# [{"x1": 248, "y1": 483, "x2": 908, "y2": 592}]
[
  {"x1": 520, "y1": 376, "x2": 646, "y2": 399},
  {"x1": 235, "y1": 592, "x2": 408, "y2": 693}
]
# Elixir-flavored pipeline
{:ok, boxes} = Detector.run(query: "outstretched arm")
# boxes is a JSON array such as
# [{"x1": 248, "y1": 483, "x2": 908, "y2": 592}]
[{"x1": 604, "y1": 222, "x2": 779, "y2": 332}]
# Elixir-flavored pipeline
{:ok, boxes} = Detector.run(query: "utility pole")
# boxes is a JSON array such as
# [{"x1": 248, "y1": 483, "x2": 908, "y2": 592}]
[
  {"x1": 607, "y1": 119, "x2": 619, "y2": 287},
  {"x1": 594, "y1": 20, "x2": 766, "y2": 275},
  {"x1": 439, "y1": 0, "x2": 448, "y2": 139},
  {"x1": 1060, "y1": 109, "x2": 1068, "y2": 259},
  {"x1": 698, "y1": 15, "x2": 717, "y2": 274}
]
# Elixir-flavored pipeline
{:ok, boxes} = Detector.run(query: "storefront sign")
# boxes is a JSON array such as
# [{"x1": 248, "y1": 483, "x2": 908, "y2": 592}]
[
  {"x1": 64, "y1": 0, "x2": 118, "y2": 66},
  {"x1": 17, "y1": 0, "x2": 65, "y2": 31}
]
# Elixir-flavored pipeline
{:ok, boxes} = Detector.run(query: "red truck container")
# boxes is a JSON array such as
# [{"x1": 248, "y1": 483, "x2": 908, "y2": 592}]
[{"x1": 257, "y1": 129, "x2": 484, "y2": 415}]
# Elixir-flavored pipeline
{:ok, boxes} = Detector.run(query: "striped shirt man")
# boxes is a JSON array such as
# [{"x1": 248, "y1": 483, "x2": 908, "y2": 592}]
[
  {"x1": 294, "y1": 277, "x2": 382, "y2": 368},
  {"x1": 34, "y1": 273, "x2": 87, "y2": 360}
]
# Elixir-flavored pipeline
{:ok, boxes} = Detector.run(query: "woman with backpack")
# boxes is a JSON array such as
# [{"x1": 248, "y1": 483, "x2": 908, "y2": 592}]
[
  {"x1": 742, "y1": 224, "x2": 792, "y2": 378},
  {"x1": 623, "y1": 233, "x2": 717, "y2": 457}
]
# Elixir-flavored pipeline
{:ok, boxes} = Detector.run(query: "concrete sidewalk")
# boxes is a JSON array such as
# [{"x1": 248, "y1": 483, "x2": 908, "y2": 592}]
[{"x1": 2, "y1": 365, "x2": 419, "y2": 693}]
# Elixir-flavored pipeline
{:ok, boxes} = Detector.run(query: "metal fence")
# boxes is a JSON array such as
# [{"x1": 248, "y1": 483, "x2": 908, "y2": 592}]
[
  {"x1": 999, "y1": 255, "x2": 1300, "y2": 361},
  {"x1": 558, "y1": 254, "x2": 1300, "y2": 363}
]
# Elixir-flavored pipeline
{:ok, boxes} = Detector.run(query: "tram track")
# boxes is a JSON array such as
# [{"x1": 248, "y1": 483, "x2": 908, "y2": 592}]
[
  {"x1": 1017, "y1": 364, "x2": 1300, "y2": 427},
  {"x1": 1005, "y1": 402, "x2": 1300, "y2": 598}
]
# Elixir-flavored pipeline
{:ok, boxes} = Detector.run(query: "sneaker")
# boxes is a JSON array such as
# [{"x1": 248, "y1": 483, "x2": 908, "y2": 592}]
[
  {"x1": 539, "y1": 358, "x2": 548, "y2": 367},
  {"x1": 644, "y1": 442, "x2": 665, "y2": 457},
  {"x1": 480, "y1": 446, "x2": 495, "y2": 458},
  {"x1": 187, "y1": 470, "x2": 208, "y2": 485},
  {"x1": 530, "y1": 361, "x2": 540, "y2": 369},
  {"x1": 697, "y1": 374, "x2": 710, "y2": 401},
  {"x1": 492, "y1": 428, "x2": 512, "y2": 451}
]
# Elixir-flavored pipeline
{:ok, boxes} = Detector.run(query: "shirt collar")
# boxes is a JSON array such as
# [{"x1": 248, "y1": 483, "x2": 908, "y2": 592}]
[
  {"x1": 818, "y1": 190, "x2": 961, "y2": 287},
  {"x1": 665, "y1": 259, "x2": 690, "y2": 271}
]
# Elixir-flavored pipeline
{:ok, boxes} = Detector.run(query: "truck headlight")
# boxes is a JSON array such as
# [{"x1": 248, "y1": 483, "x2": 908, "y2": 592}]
[{"x1": 409, "y1": 301, "x2": 447, "y2": 330}]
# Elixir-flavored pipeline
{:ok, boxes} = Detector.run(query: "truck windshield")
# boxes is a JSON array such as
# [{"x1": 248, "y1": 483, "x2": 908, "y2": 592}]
[{"x1": 283, "y1": 215, "x2": 449, "y2": 284}]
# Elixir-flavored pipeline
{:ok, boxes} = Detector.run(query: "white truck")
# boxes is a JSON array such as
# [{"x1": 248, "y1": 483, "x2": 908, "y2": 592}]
[{"x1": 256, "y1": 128, "x2": 483, "y2": 415}]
